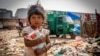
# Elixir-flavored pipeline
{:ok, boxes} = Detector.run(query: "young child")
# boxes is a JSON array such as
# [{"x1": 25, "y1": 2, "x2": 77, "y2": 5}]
[{"x1": 22, "y1": 5, "x2": 51, "y2": 56}]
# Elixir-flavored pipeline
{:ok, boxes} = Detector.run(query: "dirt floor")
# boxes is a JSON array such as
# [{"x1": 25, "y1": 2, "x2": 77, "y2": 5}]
[{"x1": 0, "y1": 29, "x2": 94, "y2": 56}]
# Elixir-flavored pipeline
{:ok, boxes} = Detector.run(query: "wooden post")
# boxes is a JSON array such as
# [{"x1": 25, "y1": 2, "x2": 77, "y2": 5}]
[{"x1": 80, "y1": 15, "x2": 83, "y2": 37}]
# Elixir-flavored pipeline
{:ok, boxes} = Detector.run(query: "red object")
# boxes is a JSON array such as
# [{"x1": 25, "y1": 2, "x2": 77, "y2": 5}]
[
  {"x1": 85, "y1": 13, "x2": 90, "y2": 21},
  {"x1": 24, "y1": 33, "x2": 37, "y2": 39},
  {"x1": 30, "y1": 33, "x2": 37, "y2": 39}
]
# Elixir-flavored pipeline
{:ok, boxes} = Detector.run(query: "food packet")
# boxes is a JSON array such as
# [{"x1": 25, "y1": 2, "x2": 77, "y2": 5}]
[{"x1": 24, "y1": 29, "x2": 41, "y2": 40}]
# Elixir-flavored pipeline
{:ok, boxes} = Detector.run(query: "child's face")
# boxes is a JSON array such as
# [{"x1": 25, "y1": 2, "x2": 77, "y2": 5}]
[{"x1": 29, "y1": 14, "x2": 43, "y2": 28}]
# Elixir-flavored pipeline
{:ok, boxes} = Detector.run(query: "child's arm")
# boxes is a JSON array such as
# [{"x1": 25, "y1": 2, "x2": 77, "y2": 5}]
[
  {"x1": 45, "y1": 35, "x2": 51, "y2": 51},
  {"x1": 34, "y1": 35, "x2": 51, "y2": 55},
  {"x1": 22, "y1": 30, "x2": 46, "y2": 47},
  {"x1": 24, "y1": 37, "x2": 46, "y2": 47}
]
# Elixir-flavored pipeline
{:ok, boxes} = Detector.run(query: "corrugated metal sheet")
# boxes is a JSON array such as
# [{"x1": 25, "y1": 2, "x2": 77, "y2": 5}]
[
  {"x1": 0, "y1": 9, "x2": 12, "y2": 19},
  {"x1": 15, "y1": 8, "x2": 28, "y2": 18}
]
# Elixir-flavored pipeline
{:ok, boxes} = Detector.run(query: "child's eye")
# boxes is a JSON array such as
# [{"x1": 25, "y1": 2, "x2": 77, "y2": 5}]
[
  {"x1": 38, "y1": 16, "x2": 42, "y2": 19},
  {"x1": 38, "y1": 17, "x2": 41, "y2": 19},
  {"x1": 32, "y1": 17, "x2": 35, "y2": 19},
  {"x1": 31, "y1": 16, "x2": 35, "y2": 19}
]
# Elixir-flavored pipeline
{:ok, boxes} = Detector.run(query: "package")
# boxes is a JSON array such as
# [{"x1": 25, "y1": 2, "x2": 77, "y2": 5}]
[
  {"x1": 24, "y1": 30, "x2": 41, "y2": 40},
  {"x1": 24, "y1": 29, "x2": 46, "y2": 49}
]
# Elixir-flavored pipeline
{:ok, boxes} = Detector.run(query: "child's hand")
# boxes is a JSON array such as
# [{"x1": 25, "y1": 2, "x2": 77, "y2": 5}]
[{"x1": 34, "y1": 46, "x2": 47, "y2": 55}]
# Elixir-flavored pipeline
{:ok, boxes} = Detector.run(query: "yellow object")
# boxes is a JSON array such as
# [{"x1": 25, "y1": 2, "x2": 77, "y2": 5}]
[{"x1": 19, "y1": 43, "x2": 25, "y2": 47}]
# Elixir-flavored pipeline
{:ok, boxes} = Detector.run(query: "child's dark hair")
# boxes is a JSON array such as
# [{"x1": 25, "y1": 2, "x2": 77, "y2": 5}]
[{"x1": 28, "y1": 5, "x2": 45, "y2": 24}]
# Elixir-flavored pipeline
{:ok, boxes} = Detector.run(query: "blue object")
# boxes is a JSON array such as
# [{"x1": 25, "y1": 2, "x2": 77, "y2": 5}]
[
  {"x1": 73, "y1": 24, "x2": 81, "y2": 35},
  {"x1": 66, "y1": 12, "x2": 80, "y2": 20},
  {"x1": 75, "y1": 24, "x2": 80, "y2": 30}
]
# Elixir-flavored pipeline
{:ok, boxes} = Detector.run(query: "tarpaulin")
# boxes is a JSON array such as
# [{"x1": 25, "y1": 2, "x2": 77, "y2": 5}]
[{"x1": 66, "y1": 12, "x2": 80, "y2": 20}]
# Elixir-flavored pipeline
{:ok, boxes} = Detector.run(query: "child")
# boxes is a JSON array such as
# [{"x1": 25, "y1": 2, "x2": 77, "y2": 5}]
[{"x1": 22, "y1": 5, "x2": 51, "y2": 56}]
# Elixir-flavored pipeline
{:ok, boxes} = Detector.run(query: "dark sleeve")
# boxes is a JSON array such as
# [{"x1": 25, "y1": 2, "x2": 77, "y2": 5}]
[
  {"x1": 46, "y1": 35, "x2": 50, "y2": 44},
  {"x1": 45, "y1": 35, "x2": 51, "y2": 51},
  {"x1": 22, "y1": 28, "x2": 46, "y2": 47},
  {"x1": 24, "y1": 36, "x2": 46, "y2": 47}
]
